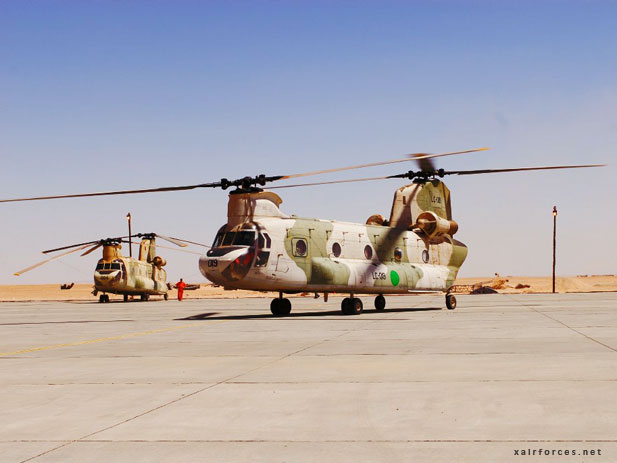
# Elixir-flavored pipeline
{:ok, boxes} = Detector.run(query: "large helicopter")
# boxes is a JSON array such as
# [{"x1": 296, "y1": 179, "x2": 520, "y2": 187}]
[
  {"x1": 2, "y1": 148, "x2": 603, "y2": 314},
  {"x1": 15, "y1": 232, "x2": 205, "y2": 302}
]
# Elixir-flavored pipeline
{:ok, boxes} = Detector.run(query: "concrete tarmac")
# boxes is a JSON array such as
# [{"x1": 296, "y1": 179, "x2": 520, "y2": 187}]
[{"x1": 1, "y1": 293, "x2": 616, "y2": 462}]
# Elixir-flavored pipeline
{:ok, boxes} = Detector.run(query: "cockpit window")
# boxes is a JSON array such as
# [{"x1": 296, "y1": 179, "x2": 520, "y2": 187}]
[
  {"x1": 233, "y1": 231, "x2": 256, "y2": 246},
  {"x1": 212, "y1": 225, "x2": 226, "y2": 247},
  {"x1": 221, "y1": 232, "x2": 235, "y2": 246}
]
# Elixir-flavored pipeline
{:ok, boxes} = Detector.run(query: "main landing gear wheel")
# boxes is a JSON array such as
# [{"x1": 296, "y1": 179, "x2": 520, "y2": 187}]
[
  {"x1": 342, "y1": 297, "x2": 363, "y2": 315},
  {"x1": 270, "y1": 298, "x2": 292, "y2": 316},
  {"x1": 374, "y1": 295, "x2": 386, "y2": 311},
  {"x1": 446, "y1": 294, "x2": 457, "y2": 310},
  {"x1": 164, "y1": 293, "x2": 169, "y2": 301},
  {"x1": 140, "y1": 294, "x2": 149, "y2": 302},
  {"x1": 123, "y1": 294, "x2": 129, "y2": 302},
  {"x1": 99, "y1": 294, "x2": 109, "y2": 303}
]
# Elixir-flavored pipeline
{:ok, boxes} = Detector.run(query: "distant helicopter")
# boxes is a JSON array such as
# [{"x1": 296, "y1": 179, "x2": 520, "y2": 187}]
[
  {"x1": 15, "y1": 232, "x2": 206, "y2": 302},
  {"x1": 2, "y1": 148, "x2": 604, "y2": 313}
]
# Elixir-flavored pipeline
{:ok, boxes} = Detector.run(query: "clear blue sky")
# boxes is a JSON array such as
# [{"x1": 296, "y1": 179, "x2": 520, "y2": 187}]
[{"x1": 1, "y1": 1, "x2": 615, "y2": 284}]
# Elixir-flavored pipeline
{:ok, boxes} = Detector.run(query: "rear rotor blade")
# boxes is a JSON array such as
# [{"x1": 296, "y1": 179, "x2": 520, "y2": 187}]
[
  {"x1": 15, "y1": 244, "x2": 93, "y2": 276},
  {"x1": 280, "y1": 148, "x2": 489, "y2": 180},
  {"x1": 445, "y1": 164, "x2": 605, "y2": 176}
]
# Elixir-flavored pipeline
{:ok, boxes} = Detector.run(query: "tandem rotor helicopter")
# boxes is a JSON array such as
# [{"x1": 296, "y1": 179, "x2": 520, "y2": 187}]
[
  {"x1": 14, "y1": 232, "x2": 206, "y2": 303},
  {"x1": 2, "y1": 148, "x2": 603, "y2": 315}
]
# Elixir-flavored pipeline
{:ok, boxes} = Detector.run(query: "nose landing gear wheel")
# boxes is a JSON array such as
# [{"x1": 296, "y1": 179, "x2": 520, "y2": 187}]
[
  {"x1": 374, "y1": 295, "x2": 386, "y2": 311},
  {"x1": 140, "y1": 294, "x2": 149, "y2": 301},
  {"x1": 164, "y1": 293, "x2": 169, "y2": 301},
  {"x1": 446, "y1": 294, "x2": 457, "y2": 310},
  {"x1": 270, "y1": 298, "x2": 292, "y2": 316},
  {"x1": 342, "y1": 297, "x2": 363, "y2": 315},
  {"x1": 123, "y1": 294, "x2": 129, "y2": 302}
]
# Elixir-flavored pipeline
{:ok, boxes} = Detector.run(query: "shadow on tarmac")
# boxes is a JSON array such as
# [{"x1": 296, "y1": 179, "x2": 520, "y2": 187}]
[{"x1": 176, "y1": 307, "x2": 441, "y2": 321}]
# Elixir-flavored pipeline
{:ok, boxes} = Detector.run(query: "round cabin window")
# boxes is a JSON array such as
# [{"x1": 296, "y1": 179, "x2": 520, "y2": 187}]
[
  {"x1": 332, "y1": 242, "x2": 342, "y2": 258},
  {"x1": 394, "y1": 248, "x2": 403, "y2": 262},
  {"x1": 422, "y1": 249, "x2": 430, "y2": 263},
  {"x1": 295, "y1": 239, "x2": 307, "y2": 257},
  {"x1": 364, "y1": 245, "x2": 373, "y2": 260}
]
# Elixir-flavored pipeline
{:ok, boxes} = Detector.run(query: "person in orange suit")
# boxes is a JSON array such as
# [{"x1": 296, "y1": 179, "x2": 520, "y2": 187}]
[{"x1": 175, "y1": 278, "x2": 187, "y2": 301}]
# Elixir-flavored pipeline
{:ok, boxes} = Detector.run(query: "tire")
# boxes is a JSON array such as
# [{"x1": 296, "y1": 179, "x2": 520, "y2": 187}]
[
  {"x1": 271, "y1": 298, "x2": 291, "y2": 316},
  {"x1": 374, "y1": 295, "x2": 386, "y2": 311},
  {"x1": 341, "y1": 297, "x2": 352, "y2": 315},
  {"x1": 446, "y1": 294, "x2": 457, "y2": 310},
  {"x1": 342, "y1": 297, "x2": 362, "y2": 315},
  {"x1": 164, "y1": 293, "x2": 169, "y2": 301},
  {"x1": 123, "y1": 294, "x2": 129, "y2": 302},
  {"x1": 140, "y1": 294, "x2": 149, "y2": 301},
  {"x1": 99, "y1": 295, "x2": 105, "y2": 303}
]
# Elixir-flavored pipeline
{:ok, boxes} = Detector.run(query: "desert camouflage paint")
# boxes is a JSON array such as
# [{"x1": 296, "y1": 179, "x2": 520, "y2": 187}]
[{"x1": 200, "y1": 181, "x2": 467, "y2": 295}]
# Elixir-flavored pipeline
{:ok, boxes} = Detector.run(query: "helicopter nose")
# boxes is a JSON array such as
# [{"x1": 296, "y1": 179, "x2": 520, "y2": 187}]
[
  {"x1": 199, "y1": 247, "x2": 255, "y2": 284},
  {"x1": 94, "y1": 269, "x2": 121, "y2": 286}
]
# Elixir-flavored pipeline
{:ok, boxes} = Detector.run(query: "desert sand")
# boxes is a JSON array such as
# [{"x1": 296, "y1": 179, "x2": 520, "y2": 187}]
[{"x1": 0, "y1": 275, "x2": 615, "y2": 302}]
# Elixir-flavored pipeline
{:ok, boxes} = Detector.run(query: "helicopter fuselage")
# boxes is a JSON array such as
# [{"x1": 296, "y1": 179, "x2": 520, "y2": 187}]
[
  {"x1": 94, "y1": 257, "x2": 168, "y2": 296},
  {"x1": 200, "y1": 216, "x2": 467, "y2": 295}
]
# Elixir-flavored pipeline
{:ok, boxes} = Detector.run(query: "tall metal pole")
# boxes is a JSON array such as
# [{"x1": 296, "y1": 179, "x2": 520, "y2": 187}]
[
  {"x1": 552, "y1": 206, "x2": 557, "y2": 293},
  {"x1": 126, "y1": 212, "x2": 132, "y2": 258}
]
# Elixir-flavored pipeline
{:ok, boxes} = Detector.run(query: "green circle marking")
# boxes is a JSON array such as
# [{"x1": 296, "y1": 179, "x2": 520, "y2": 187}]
[{"x1": 390, "y1": 270, "x2": 400, "y2": 286}]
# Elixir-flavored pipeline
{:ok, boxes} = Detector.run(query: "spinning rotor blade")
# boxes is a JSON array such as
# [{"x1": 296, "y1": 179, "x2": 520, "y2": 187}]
[
  {"x1": 443, "y1": 164, "x2": 605, "y2": 176},
  {"x1": 0, "y1": 148, "x2": 488, "y2": 203},
  {"x1": 280, "y1": 148, "x2": 489, "y2": 180},
  {"x1": 80, "y1": 243, "x2": 102, "y2": 256},
  {"x1": 15, "y1": 244, "x2": 93, "y2": 276}
]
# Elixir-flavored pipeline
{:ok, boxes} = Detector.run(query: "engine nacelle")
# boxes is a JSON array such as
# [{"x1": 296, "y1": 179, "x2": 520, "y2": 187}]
[
  {"x1": 416, "y1": 211, "x2": 458, "y2": 239},
  {"x1": 152, "y1": 256, "x2": 166, "y2": 267}
]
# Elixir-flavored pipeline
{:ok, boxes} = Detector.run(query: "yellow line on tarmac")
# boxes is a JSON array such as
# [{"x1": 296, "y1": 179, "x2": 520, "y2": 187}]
[{"x1": 0, "y1": 323, "x2": 201, "y2": 357}]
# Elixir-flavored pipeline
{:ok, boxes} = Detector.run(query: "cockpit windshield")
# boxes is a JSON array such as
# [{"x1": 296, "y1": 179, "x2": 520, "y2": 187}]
[
  {"x1": 212, "y1": 225, "x2": 257, "y2": 248},
  {"x1": 232, "y1": 231, "x2": 256, "y2": 246}
]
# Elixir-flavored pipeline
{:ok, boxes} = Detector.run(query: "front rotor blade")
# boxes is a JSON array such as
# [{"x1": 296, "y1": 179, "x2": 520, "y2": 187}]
[
  {"x1": 15, "y1": 244, "x2": 93, "y2": 276},
  {"x1": 445, "y1": 164, "x2": 605, "y2": 176},
  {"x1": 269, "y1": 176, "x2": 393, "y2": 189},
  {"x1": 0, "y1": 182, "x2": 221, "y2": 203},
  {"x1": 43, "y1": 240, "x2": 101, "y2": 254},
  {"x1": 279, "y1": 148, "x2": 489, "y2": 180},
  {"x1": 80, "y1": 243, "x2": 102, "y2": 256}
]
